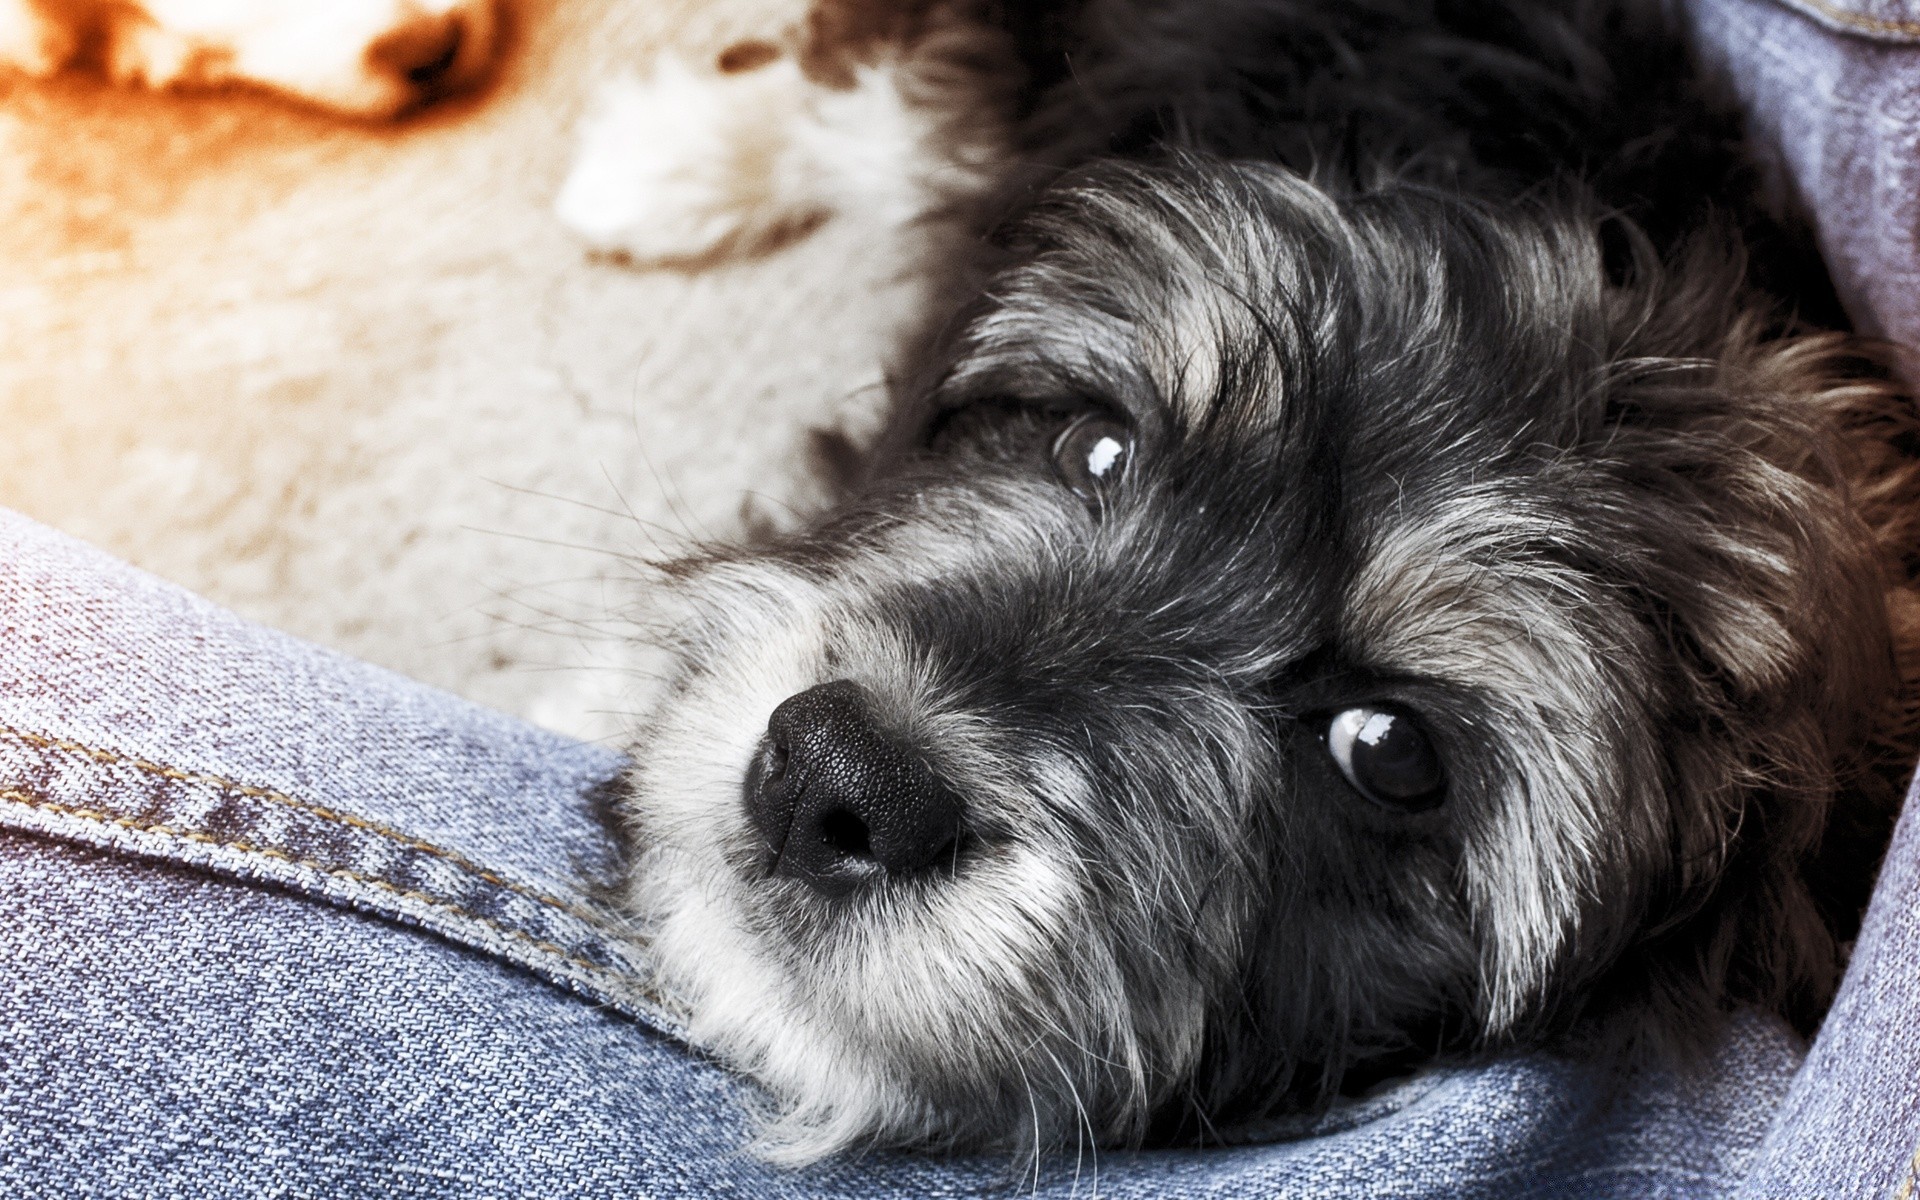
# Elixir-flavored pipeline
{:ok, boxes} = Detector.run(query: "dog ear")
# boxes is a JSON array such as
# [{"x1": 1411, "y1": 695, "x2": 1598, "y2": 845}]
[{"x1": 1582, "y1": 279, "x2": 1917, "y2": 1041}]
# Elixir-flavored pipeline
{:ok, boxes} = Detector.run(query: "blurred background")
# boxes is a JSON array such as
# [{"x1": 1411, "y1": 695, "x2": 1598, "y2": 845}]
[{"x1": 0, "y1": 0, "x2": 963, "y2": 741}]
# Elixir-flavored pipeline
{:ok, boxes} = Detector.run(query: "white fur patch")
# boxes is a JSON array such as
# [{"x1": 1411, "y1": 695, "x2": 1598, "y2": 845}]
[
  {"x1": 554, "y1": 47, "x2": 998, "y2": 265},
  {"x1": 0, "y1": 0, "x2": 495, "y2": 115}
]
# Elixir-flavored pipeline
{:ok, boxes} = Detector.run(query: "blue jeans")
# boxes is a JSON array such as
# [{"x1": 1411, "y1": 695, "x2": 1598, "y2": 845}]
[
  {"x1": 0, "y1": 509, "x2": 1913, "y2": 1199},
  {"x1": 7, "y1": 0, "x2": 1920, "y2": 1191}
]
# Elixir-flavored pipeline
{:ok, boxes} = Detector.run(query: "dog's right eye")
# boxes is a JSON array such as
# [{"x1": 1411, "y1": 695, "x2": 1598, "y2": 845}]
[
  {"x1": 1051, "y1": 413, "x2": 1133, "y2": 506},
  {"x1": 1325, "y1": 705, "x2": 1445, "y2": 812}
]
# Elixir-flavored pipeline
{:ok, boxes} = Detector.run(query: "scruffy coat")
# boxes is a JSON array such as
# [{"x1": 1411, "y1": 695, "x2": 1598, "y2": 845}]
[{"x1": 622, "y1": 0, "x2": 1920, "y2": 1161}]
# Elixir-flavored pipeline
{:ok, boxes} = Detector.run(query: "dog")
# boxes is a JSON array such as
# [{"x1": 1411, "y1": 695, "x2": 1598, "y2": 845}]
[
  {"x1": 618, "y1": 0, "x2": 1920, "y2": 1163},
  {"x1": 0, "y1": 0, "x2": 496, "y2": 115},
  {"x1": 553, "y1": 0, "x2": 1009, "y2": 268}
]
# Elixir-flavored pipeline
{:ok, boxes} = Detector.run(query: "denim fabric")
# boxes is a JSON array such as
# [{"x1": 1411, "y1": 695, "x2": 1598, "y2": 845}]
[
  {"x1": 1681, "y1": 0, "x2": 1920, "y2": 351},
  {"x1": 6, "y1": 0, "x2": 1920, "y2": 1190},
  {"x1": 0, "y1": 505, "x2": 1880, "y2": 1199},
  {"x1": 1736, "y1": 790, "x2": 1920, "y2": 1197}
]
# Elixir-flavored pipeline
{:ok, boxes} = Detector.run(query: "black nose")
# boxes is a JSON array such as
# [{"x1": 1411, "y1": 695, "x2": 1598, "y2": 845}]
[{"x1": 745, "y1": 680, "x2": 964, "y2": 897}]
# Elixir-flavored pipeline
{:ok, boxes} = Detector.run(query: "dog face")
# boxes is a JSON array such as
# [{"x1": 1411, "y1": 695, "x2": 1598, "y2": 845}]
[{"x1": 624, "y1": 159, "x2": 1891, "y2": 1159}]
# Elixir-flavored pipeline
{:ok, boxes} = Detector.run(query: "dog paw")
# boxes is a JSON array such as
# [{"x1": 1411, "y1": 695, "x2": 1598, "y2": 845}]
[
  {"x1": 0, "y1": 0, "x2": 497, "y2": 117},
  {"x1": 0, "y1": 1, "x2": 73, "y2": 76},
  {"x1": 553, "y1": 53, "x2": 831, "y2": 265},
  {"x1": 554, "y1": 42, "x2": 997, "y2": 266}
]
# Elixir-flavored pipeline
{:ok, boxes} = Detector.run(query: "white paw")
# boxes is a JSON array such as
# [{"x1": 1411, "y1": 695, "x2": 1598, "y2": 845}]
[
  {"x1": 554, "y1": 54, "x2": 831, "y2": 265},
  {"x1": 0, "y1": 0, "x2": 496, "y2": 117},
  {"x1": 0, "y1": 1, "x2": 73, "y2": 75},
  {"x1": 554, "y1": 47, "x2": 997, "y2": 266}
]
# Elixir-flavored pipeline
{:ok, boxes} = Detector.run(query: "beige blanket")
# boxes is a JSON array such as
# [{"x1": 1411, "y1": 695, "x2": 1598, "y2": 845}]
[{"x1": 0, "y1": 0, "x2": 965, "y2": 741}]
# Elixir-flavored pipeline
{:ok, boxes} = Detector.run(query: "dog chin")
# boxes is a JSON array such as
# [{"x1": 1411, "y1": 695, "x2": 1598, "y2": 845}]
[
  {"x1": 627, "y1": 819, "x2": 1093, "y2": 1164},
  {"x1": 626, "y1": 842, "x2": 929, "y2": 1165}
]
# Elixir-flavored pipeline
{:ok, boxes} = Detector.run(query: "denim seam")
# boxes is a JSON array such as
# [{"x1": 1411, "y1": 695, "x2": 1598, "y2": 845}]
[
  {"x1": 0, "y1": 784, "x2": 652, "y2": 1000},
  {"x1": 0, "y1": 724, "x2": 608, "y2": 929},
  {"x1": 1767, "y1": 0, "x2": 1920, "y2": 39}
]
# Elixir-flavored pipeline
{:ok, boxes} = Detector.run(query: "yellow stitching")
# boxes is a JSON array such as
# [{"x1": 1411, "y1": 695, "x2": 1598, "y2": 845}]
[
  {"x1": 0, "y1": 724, "x2": 611, "y2": 929},
  {"x1": 1781, "y1": 0, "x2": 1920, "y2": 37},
  {"x1": 0, "y1": 786, "x2": 656, "y2": 1000}
]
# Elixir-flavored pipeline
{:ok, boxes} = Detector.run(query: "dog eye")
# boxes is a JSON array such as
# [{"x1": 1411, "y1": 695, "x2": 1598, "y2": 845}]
[
  {"x1": 1325, "y1": 705, "x2": 1445, "y2": 811},
  {"x1": 1051, "y1": 413, "x2": 1133, "y2": 504}
]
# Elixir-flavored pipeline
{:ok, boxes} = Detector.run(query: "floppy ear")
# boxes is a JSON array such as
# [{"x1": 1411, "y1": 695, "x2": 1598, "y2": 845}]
[
  {"x1": 1799, "y1": 340, "x2": 1920, "y2": 792},
  {"x1": 1776, "y1": 331, "x2": 1920, "y2": 1003},
  {"x1": 1586, "y1": 290, "x2": 1918, "y2": 1041}
]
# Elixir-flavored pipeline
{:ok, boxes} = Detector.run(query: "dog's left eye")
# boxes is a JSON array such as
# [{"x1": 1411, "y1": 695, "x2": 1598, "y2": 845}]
[
  {"x1": 1052, "y1": 413, "x2": 1133, "y2": 505},
  {"x1": 1325, "y1": 705, "x2": 1445, "y2": 811}
]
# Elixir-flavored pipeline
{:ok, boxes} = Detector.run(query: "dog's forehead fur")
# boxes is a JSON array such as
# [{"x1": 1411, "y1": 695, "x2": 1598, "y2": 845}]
[{"x1": 944, "y1": 163, "x2": 1605, "y2": 445}]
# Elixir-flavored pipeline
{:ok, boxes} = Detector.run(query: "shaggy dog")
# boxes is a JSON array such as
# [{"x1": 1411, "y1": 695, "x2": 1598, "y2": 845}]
[{"x1": 620, "y1": 0, "x2": 1920, "y2": 1162}]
